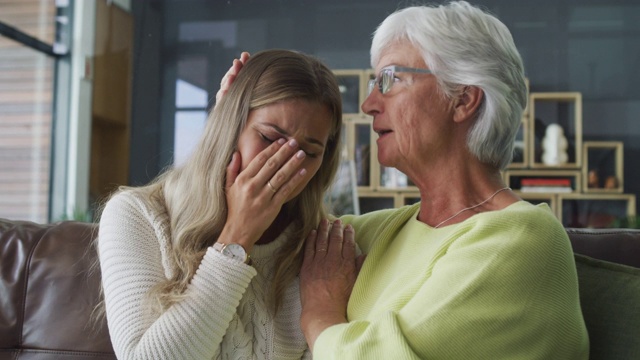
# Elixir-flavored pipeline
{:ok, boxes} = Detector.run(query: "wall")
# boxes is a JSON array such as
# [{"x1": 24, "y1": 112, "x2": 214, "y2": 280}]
[{"x1": 128, "y1": 0, "x2": 640, "y2": 213}]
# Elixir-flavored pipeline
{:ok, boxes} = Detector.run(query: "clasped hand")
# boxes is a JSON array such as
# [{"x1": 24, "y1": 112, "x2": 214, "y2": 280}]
[{"x1": 300, "y1": 219, "x2": 362, "y2": 350}]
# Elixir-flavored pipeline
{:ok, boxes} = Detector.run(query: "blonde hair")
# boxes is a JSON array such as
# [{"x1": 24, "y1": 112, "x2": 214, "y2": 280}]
[{"x1": 99, "y1": 49, "x2": 342, "y2": 315}]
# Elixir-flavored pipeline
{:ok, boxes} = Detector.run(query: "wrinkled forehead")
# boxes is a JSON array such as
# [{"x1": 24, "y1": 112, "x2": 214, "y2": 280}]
[{"x1": 372, "y1": 41, "x2": 426, "y2": 72}]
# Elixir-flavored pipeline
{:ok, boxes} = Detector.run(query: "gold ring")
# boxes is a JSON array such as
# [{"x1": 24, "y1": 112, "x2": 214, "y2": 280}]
[{"x1": 267, "y1": 180, "x2": 277, "y2": 193}]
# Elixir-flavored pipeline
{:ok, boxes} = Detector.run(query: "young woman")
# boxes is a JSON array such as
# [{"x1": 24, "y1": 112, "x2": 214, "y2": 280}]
[{"x1": 97, "y1": 49, "x2": 343, "y2": 359}]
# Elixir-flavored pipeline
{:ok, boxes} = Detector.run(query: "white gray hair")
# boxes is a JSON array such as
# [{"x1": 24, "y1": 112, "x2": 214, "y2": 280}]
[{"x1": 371, "y1": 1, "x2": 527, "y2": 169}]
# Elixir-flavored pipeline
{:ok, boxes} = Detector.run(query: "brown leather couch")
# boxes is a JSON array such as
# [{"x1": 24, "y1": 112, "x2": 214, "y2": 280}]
[
  {"x1": 1, "y1": 218, "x2": 639, "y2": 359},
  {"x1": 0, "y1": 219, "x2": 115, "y2": 359}
]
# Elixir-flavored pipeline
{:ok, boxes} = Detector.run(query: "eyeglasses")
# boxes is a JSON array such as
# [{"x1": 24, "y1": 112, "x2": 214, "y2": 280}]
[{"x1": 367, "y1": 66, "x2": 433, "y2": 95}]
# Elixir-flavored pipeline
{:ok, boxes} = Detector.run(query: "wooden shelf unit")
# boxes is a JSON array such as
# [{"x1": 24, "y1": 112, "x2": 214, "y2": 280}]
[{"x1": 334, "y1": 70, "x2": 635, "y2": 226}]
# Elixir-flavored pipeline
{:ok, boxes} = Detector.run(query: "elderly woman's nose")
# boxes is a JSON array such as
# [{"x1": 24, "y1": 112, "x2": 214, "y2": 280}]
[{"x1": 361, "y1": 93, "x2": 380, "y2": 115}]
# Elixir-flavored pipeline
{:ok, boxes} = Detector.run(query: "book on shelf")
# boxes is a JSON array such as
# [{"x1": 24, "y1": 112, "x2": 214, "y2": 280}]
[
  {"x1": 519, "y1": 177, "x2": 573, "y2": 193},
  {"x1": 520, "y1": 186, "x2": 573, "y2": 193},
  {"x1": 520, "y1": 178, "x2": 572, "y2": 187}
]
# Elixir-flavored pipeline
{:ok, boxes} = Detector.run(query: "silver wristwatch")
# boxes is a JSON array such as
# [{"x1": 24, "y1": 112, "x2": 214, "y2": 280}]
[{"x1": 213, "y1": 242, "x2": 251, "y2": 265}]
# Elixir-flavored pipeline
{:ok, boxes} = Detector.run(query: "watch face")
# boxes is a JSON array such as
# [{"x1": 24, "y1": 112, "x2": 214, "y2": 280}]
[{"x1": 223, "y1": 243, "x2": 247, "y2": 262}]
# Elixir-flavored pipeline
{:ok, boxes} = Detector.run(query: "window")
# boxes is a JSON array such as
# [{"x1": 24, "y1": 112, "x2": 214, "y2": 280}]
[
  {"x1": 173, "y1": 65, "x2": 209, "y2": 167},
  {"x1": 0, "y1": 0, "x2": 64, "y2": 222}
]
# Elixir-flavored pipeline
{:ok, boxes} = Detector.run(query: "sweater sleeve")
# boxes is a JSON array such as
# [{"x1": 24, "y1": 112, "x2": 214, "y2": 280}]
[
  {"x1": 317, "y1": 203, "x2": 589, "y2": 359},
  {"x1": 98, "y1": 191, "x2": 258, "y2": 360}
]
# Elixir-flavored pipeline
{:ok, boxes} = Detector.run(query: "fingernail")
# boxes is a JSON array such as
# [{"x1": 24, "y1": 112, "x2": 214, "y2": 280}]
[
  {"x1": 296, "y1": 150, "x2": 305, "y2": 159},
  {"x1": 289, "y1": 139, "x2": 298, "y2": 147},
  {"x1": 299, "y1": 168, "x2": 307, "y2": 176},
  {"x1": 345, "y1": 224, "x2": 353, "y2": 232},
  {"x1": 277, "y1": 138, "x2": 286, "y2": 145}
]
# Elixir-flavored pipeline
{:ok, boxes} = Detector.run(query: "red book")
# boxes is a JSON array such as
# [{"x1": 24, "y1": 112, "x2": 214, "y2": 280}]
[{"x1": 521, "y1": 178, "x2": 571, "y2": 187}]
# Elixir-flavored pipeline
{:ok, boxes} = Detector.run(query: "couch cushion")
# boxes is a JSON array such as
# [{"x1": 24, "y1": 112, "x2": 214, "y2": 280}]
[
  {"x1": 575, "y1": 254, "x2": 640, "y2": 360},
  {"x1": 568, "y1": 228, "x2": 640, "y2": 268},
  {"x1": 0, "y1": 219, "x2": 115, "y2": 359}
]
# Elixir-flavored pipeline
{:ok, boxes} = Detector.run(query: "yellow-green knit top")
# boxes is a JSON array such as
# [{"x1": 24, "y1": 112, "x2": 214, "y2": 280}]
[{"x1": 314, "y1": 201, "x2": 589, "y2": 359}]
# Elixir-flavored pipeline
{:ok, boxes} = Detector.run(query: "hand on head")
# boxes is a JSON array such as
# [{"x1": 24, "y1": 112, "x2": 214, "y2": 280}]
[{"x1": 216, "y1": 52, "x2": 250, "y2": 104}]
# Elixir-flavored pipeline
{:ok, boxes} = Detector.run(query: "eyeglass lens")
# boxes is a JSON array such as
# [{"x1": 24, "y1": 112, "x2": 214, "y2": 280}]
[
  {"x1": 368, "y1": 66, "x2": 432, "y2": 95},
  {"x1": 380, "y1": 69, "x2": 393, "y2": 94},
  {"x1": 368, "y1": 68, "x2": 394, "y2": 95}
]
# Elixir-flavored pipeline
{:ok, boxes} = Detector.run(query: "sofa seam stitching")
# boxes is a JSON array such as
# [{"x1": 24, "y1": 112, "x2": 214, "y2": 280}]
[{"x1": 18, "y1": 225, "x2": 48, "y2": 347}]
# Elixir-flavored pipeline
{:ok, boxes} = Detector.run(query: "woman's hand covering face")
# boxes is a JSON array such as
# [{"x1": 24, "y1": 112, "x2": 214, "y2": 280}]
[{"x1": 223, "y1": 138, "x2": 308, "y2": 250}]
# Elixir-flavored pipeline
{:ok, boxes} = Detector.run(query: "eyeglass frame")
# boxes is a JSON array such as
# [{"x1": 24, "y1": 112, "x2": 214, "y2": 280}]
[{"x1": 367, "y1": 65, "x2": 433, "y2": 95}]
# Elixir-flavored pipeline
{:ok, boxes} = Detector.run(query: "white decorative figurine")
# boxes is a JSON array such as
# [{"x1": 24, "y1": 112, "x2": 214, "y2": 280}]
[{"x1": 541, "y1": 124, "x2": 568, "y2": 165}]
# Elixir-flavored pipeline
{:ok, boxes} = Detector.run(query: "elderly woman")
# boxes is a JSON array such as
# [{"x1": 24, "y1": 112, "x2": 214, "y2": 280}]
[{"x1": 298, "y1": 2, "x2": 589, "y2": 359}]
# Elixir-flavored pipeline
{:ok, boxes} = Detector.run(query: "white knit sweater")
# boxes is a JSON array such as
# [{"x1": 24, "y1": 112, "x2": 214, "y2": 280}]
[{"x1": 98, "y1": 190, "x2": 311, "y2": 359}]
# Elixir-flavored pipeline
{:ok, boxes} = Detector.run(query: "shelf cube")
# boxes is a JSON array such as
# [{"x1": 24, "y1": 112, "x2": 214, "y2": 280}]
[
  {"x1": 583, "y1": 141, "x2": 624, "y2": 194},
  {"x1": 528, "y1": 92, "x2": 582, "y2": 169}
]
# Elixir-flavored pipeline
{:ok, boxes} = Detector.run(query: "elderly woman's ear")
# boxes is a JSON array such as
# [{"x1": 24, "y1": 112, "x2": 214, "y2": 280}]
[{"x1": 453, "y1": 85, "x2": 483, "y2": 123}]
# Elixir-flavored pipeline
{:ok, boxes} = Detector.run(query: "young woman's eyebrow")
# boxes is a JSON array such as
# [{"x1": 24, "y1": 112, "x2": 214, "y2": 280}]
[{"x1": 266, "y1": 123, "x2": 325, "y2": 148}]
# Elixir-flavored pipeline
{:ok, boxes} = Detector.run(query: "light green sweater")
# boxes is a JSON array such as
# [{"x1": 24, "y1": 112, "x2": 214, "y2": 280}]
[{"x1": 315, "y1": 201, "x2": 589, "y2": 359}]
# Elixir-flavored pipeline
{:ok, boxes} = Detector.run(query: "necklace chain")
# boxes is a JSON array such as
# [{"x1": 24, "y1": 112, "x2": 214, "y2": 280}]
[{"x1": 434, "y1": 187, "x2": 511, "y2": 229}]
